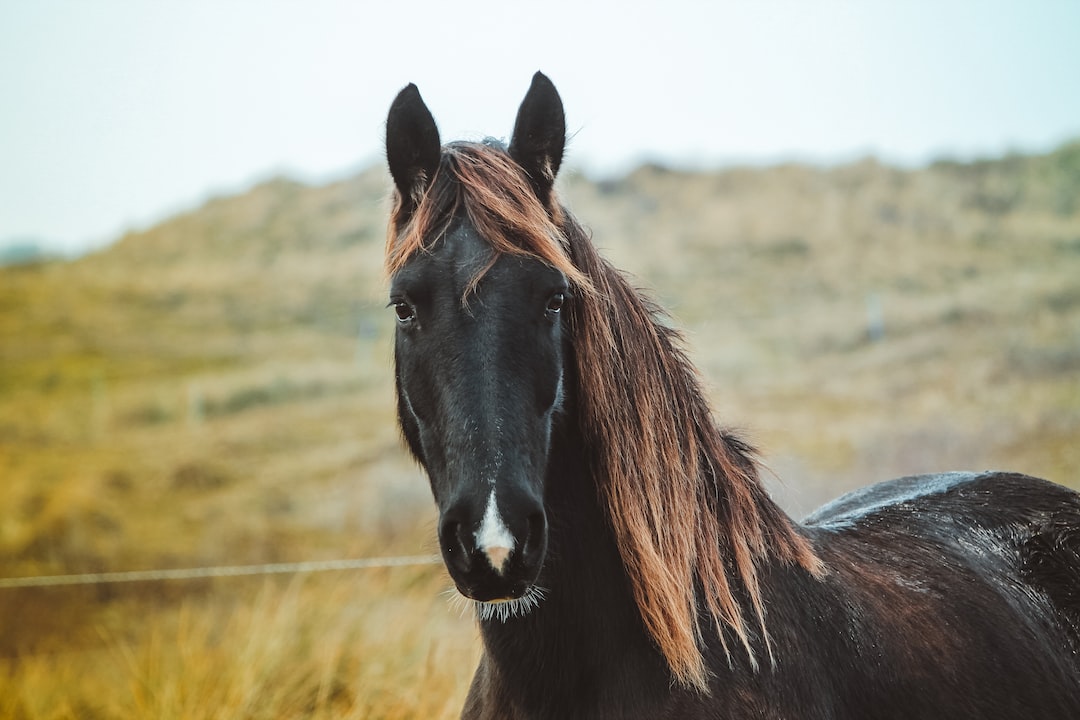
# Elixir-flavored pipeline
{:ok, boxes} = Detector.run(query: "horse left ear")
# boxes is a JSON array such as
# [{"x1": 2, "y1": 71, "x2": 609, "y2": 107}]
[
  {"x1": 509, "y1": 72, "x2": 566, "y2": 206},
  {"x1": 386, "y1": 83, "x2": 442, "y2": 216}
]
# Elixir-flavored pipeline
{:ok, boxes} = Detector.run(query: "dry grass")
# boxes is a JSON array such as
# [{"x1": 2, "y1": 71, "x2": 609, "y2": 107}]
[
  {"x1": 0, "y1": 570, "x2": 478, "y2": 720},
  {"x1": 1, "y1": 142, "x2": 1078, "y2": 717}
]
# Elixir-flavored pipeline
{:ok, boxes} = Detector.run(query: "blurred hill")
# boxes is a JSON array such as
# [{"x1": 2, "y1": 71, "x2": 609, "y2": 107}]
[
  {"x1": 1, "y1": 167, "x2": 412, "y2": 579},
  {"x1": 0, "y1": 239, "x2": 58, "y2": 266},
  {"x1": 3, "y1": 141, "x2": 1079, "y2": 574},
  {"x1": 0, "y1": 140, "x2": 1078, "y2": 716}
]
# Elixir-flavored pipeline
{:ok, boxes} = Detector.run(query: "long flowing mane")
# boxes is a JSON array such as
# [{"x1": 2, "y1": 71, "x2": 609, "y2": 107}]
[{"x1": 387, "y1": 142, "x2": 822, "y2": 689}]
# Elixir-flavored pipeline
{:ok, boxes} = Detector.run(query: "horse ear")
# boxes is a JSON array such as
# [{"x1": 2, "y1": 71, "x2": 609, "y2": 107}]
[
  {"x1": 509, "y1": 72, "x2": 566, "y2": 206},
  {"x1": 386, "y1": 83, "x2": 441, "y2": 213}
]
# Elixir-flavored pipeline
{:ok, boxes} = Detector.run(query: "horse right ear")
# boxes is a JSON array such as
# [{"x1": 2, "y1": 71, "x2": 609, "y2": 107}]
[
  {"x1": 510, "y1": 72, "x2": 566, "y2": 207},
  {"x1": 386, "y1": 83, "x2": 441, "y2": 215}
]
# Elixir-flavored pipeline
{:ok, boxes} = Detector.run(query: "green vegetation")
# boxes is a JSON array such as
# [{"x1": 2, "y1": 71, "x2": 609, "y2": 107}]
[{"x1": 1, "y1": 142, "x2": 1078, "y2": 717}]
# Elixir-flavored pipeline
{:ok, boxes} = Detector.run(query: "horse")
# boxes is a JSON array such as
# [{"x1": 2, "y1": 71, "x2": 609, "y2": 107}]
[{"x1": 382, "y1": 72, "x2": 1080, "y2": 719}]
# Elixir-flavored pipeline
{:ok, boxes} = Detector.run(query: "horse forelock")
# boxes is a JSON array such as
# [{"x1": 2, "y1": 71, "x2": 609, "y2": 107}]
[{"x1": 385, "y1": 142, "x2": 591, "y2": 296}]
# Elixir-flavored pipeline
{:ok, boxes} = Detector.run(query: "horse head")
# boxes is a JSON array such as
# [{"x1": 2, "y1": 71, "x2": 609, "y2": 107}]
[{"x1": 384, "y1": 73, "x2": 571, "y2": 614}]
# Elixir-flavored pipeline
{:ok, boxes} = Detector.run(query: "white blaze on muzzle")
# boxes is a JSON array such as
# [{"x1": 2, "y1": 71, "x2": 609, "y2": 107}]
[{"x1": 475, "y1": 489, "x2": 515, "y2": 574}]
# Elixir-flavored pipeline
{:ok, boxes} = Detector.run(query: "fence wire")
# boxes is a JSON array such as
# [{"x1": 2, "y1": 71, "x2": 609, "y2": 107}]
[{"x1": 0, "y1": 555, "x2": 443, "y2": 589}]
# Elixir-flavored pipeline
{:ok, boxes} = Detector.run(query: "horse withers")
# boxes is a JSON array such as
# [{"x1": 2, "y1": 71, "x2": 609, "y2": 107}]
[{"x1": 382, "y1": 72, "x2": 1080, "y2": 719}]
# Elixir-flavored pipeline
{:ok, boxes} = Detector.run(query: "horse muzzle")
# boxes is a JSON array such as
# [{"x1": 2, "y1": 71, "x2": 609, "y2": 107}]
[{"x1": 437, "y1": 488, "x2": 548, "y2": 602}]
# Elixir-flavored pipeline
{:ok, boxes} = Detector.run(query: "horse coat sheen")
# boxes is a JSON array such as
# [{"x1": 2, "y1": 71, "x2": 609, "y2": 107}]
[{"x1": 382, "y1": 72, "x2": 1080, "y2": 719}]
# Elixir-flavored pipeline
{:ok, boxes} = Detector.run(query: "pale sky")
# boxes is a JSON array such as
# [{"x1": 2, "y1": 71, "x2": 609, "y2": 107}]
[{"x1": 2, "y1": 1, "x2": 1078, "y2": 254}]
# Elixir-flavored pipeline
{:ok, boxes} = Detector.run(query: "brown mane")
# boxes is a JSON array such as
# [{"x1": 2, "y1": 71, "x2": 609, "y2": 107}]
[{"x1": 387, "y1": 142, "x2": 822, "y2": 690}]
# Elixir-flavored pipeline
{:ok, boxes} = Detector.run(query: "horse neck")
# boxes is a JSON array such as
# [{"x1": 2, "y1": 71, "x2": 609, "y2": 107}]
[{"x1": 474, "y1": 410, "x2": 675, "y2": 713}]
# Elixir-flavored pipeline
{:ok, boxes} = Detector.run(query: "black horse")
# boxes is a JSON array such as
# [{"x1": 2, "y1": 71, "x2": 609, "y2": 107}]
[{"x1": 383, "y1": 72, "x2": 1080, "y2": 719}]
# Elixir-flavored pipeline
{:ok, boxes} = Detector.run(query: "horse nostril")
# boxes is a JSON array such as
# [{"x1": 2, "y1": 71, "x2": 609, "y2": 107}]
[
  {"x1": 523, "y1": 511, "x2": 548, "y2": 561},
  {"x1": 439, "y1": 518, "x2": 473, "y2": 573}
]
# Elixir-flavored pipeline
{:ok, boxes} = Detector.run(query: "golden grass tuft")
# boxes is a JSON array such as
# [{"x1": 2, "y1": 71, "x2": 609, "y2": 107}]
[{"x1": 0, "y1": 570, "x2": 478, "y2": 720}]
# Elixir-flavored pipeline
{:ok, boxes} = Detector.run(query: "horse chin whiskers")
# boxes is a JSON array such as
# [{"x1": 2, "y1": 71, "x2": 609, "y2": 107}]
[
  {"x1": 443, "y1": 587, "x2": 475, "y2": 619},
  {"x1": 443, "y1": 585, "x2": 547, "y2": 622},
  {"x1": 475, "y1": 585, "x2": 547, "y2": 623}
]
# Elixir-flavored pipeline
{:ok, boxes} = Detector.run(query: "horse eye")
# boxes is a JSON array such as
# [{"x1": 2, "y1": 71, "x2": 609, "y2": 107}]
[
  {"x1": 393, "y1": 301, "x2": 415, "y2": 323},
  {"x1": 546, "y1": 292, "x2": 565, "y2": 315}
]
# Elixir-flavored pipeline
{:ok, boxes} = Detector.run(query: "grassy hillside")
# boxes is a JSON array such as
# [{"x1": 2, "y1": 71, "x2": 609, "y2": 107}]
[{"x1": 1, "y1": 141, "x2": 1078, "y2": 717}]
